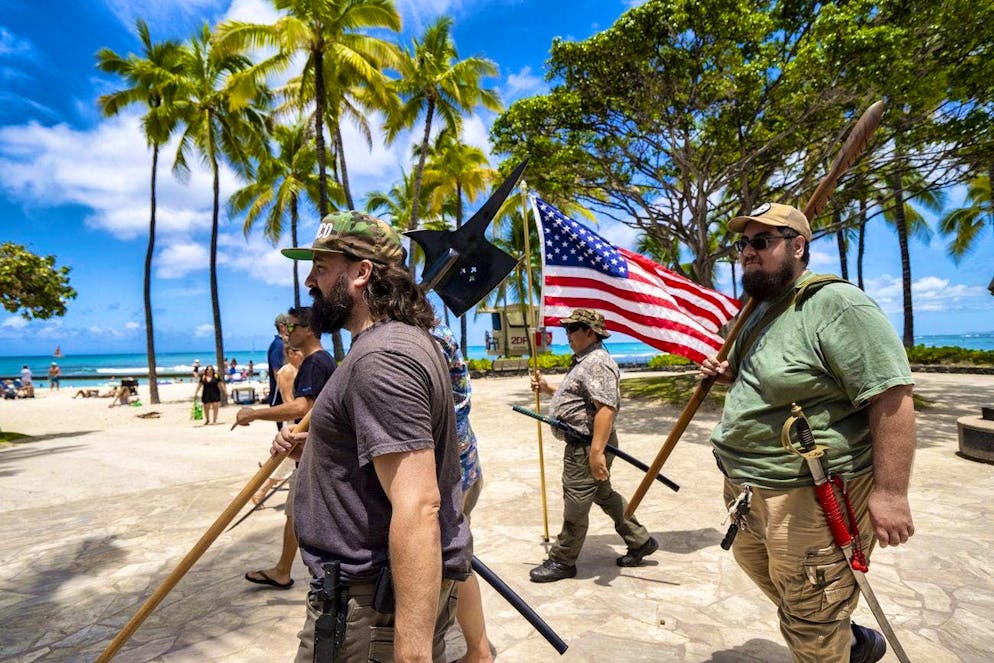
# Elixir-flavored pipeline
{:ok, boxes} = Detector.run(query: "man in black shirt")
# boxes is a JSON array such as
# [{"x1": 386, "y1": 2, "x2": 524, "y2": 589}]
[{"x1": 234, "y1": 306, "x2": 335, "y2": 589}]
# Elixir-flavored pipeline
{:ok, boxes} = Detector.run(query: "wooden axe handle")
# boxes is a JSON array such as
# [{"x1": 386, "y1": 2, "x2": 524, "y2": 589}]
[{"x1": 96, "y1": 412, "x2": 312, "y2": 662}]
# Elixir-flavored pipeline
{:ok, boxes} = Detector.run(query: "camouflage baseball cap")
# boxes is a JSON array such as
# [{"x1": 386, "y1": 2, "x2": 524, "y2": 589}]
[
  {"x1": 559, "y1": 308, "x2": 610, "y2": 338},
  {"x1": 281, "y1": 211, "x2": 404, "y2": 265},
  {"x1": 728, "y1": 202, "x2": 812, "y2": 241}
]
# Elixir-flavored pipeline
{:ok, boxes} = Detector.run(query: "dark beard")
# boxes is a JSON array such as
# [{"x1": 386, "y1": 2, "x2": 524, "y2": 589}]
[
  {"x1": 742, "y1": 256, "x2": 797, "y2": 301},
  {"x1": 310, "y1": 273, "x2": 354, "y2": 333}
]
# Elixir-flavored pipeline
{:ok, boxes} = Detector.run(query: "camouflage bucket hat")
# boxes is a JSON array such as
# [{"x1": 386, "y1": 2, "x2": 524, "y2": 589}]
[
  {"x1": 281, "y1": 211, "x2": 404, "y2": 265},
  {"x1": 560, "y1": 308, "x2": 610, "y2": 338}
]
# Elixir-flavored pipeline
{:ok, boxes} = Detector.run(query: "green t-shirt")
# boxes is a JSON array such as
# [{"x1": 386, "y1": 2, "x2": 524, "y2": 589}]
[{"x1": 710, "y1": 271, "x2": 913, "y2": 489}]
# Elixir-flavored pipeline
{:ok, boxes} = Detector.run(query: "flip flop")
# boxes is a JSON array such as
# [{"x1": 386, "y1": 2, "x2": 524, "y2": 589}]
[{"x1": 244, "y1": 570, "x2": 294, "y2": 590}]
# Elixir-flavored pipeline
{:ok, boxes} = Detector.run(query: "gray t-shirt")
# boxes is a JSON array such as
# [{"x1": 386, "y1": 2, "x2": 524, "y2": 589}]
[{"x1": 294, "y1": 319, "x2": 472, "y2": 582}]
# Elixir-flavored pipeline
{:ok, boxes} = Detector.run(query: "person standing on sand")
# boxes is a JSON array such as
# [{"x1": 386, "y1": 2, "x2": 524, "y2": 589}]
[
  {"x1": 48, "y1": 363, "x2": 60, "y2": 391},
  {"x1": 193, "y1": 366, "x2": 225, "y2": 424}
]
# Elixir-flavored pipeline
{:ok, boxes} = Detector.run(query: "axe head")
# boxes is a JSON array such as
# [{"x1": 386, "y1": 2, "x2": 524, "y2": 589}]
[{"x1": 406, "y1": 160, "x2": 527, "y2": 316}]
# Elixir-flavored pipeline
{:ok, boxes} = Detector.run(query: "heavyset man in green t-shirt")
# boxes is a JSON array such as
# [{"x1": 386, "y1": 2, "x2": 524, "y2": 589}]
[{"x1": 700, "y1": 203, "x2": 916, "y2": 663}]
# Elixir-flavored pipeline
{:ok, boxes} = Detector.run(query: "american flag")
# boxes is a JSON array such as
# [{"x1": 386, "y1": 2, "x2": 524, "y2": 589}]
[{"x1": 533, "y1": 198, "x2": 741, "y2": 364}]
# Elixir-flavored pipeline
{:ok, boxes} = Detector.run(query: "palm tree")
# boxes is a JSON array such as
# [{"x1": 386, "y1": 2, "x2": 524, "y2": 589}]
[
  {"x1": 880, "y1": 168, "x2": 944, "y2": 348},
  {"x1": 422, "y1": 129, "x2": 493, "y2": 355},
  {"x1": 96, "y1": 19, "x2": 183, "y2": 405},
  {"x1": 939, "y1": 170, "x2": 993, "y2": 261},
  {"x1": 214, "y1": 0, "x2": 400, "y2": 360},
  {"x1": 229, "y1": 118, "x2": 330, "y2": 306},
  {"x1": 385, "y1": 15, "x2": 501, "y2": 264},
  {"x1": 172, "y1": 24, "x2": 270, "y2": 379}
]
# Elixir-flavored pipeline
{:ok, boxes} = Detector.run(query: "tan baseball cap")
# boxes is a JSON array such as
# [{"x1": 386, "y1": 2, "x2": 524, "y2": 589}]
[
  {"x1": 560, "y1": 308, "x2": 610, "y2": 338},
  {"x1": 281, "y1": 210, "x2": 404, "y2": 265},
  {"x1": 728, "y1": 202, "x2": 811, "y2": 241}
]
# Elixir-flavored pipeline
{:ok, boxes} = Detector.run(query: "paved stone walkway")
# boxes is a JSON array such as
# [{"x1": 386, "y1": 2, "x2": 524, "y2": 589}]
[{"x1": 1, "y1": 371, "x2": 992, "y2": 662}]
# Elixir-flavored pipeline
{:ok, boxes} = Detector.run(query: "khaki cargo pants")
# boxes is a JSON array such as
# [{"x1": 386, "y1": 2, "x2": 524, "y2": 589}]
[
  {"x1": 723, "y1": 472, "x2": 875, "y2": 662},
  {"x1": 294, "y1": 578, "x2": 457, "y2": 663},
  {"x1": 549, "y1": 436, "x2": 651, "y2": 566}
]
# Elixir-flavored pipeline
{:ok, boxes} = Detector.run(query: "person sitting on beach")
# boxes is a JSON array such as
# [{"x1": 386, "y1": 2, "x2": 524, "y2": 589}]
[
  {"x1": 19, "y1": 365, "x2": 34, "y2": 398},
  {"x1": 107, "y1": 384, "x2": 135, "y2": 407},
  {"x1": 246, "y1": 359, "x2": 256, "y2": 377},
  {"x1": 2, "y1": 379, "x2": 16, "y2": 400},
  {"x1": 74, "y1": 387, "x2": 118, "y2": 399}
]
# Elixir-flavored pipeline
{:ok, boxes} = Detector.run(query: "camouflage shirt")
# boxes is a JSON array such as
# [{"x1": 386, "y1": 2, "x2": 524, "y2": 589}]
[{"x1": 548, "y1": 341, "x2": 620, "y2": 439}]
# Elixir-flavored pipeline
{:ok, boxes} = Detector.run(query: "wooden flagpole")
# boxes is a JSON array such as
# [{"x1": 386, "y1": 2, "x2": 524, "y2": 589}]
[
  {"x1": 520, "y1": 180, "x2": 551, "y2": 542},
  {"x1": 625, "y1": 101, "x2": 886, "y2": 519},
  {"x1": 95, "y1": 412, "x2": 312, "y2": 662}
]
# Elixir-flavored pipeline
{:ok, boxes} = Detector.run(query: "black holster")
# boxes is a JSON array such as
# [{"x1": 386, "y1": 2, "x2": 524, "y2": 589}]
[{"x1": 313, "y1": 561, "x2": 348, "y2": 663}]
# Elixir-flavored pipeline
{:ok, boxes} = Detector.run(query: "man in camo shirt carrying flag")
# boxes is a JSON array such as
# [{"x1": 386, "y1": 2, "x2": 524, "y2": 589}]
[{"x1": 528, "y1": 308, "x2": 658, "y2": 582}]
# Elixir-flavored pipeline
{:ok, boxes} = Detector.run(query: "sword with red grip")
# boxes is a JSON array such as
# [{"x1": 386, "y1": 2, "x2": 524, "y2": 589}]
[{"x1": 781, "y1": 403, "x2": 910, "y2": 662}]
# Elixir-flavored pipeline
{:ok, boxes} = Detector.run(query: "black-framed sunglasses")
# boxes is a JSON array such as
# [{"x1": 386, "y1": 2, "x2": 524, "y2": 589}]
[
  {"x1": 286, "y1": 322, "x2": 308, "y2": 333},
  {"x1": 733, "y1": 231, "x2": 797, "y2": 253},
  {"x1": 563, "y1": 322, "x2": 587, "y2": 334}
]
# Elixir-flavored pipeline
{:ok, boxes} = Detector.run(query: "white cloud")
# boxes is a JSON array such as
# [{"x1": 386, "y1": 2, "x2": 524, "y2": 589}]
[
  {"x1": 0, "y1": 114, "x2": 244, "y2": 240},
  {"x1": 460, "y1": 114, "x2": 492, "y2": 156},
  {"x1": 193, "y1": 323, "x2": 215, "y2": 338},
  {"x1": 505, "y1": 66, "x2": 545, "y2": 100},
  {"x1": 864, "y1": 274, "x2": 989, "y2": 314},
  {"x1": 220, "y1": 0, "x2": 281, "y2": 23},
  {"x1": 0, "y1": 27, "x2": 34, "y2": 57},
  {"x1": 217, "y1": 231, "x2": 298, "y2": 286},
  {"x1": 2, "y1": 316, "x2": 29, "y2": 329},
  {"x1": 102, "y1": 0, "x2": 227, "y2": 32},
  {"x1": 157, "y1": 241, "x2": 211, "y2": 278},
  {"x1": 125, "y1": 321, "x2": 140, "y2": 330}
]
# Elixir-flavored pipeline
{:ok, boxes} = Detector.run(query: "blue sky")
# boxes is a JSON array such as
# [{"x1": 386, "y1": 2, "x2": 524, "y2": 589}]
[{"x1": 1, "y1": 0, "x2": 991, "y2": 357}]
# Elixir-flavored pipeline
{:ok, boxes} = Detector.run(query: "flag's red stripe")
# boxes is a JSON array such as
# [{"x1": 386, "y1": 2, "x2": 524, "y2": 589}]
[
  {"x1": 621, "y1": 248, "x2": 740, "y2": 316},
  {"x1": 544, "y1": 274, "x2": 724, "y2": 345}
]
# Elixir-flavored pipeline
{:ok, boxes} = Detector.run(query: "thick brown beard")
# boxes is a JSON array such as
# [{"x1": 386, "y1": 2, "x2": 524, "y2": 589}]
[
  {"x1": 310, "y1": 273, "x2": 353, "y2": 333},
  {"x1": 742, "y1": 255, "x2": 797, "y2": 301}
]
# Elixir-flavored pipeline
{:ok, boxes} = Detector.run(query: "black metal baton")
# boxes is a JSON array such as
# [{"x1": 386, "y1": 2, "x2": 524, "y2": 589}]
[
  {"x1": 512, "y1": 405, "x2": 680, "y2": 492},
  {"x1": 472, "y1": 556, "x2": 568, "y2": 655}
]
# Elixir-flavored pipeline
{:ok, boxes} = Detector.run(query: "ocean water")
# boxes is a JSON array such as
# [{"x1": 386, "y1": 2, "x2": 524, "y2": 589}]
[{"x1": 3, "y1": 332, "x2": 992, "y2": 386}]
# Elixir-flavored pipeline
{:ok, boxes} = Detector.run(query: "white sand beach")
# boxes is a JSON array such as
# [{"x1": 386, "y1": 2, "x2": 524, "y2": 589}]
[{"x1": 1, "y1": 371, "x2": 993, "y2": 661}]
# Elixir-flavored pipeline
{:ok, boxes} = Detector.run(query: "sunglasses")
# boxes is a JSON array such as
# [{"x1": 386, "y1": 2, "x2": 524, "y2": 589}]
[
  {"x1": 563, "y1": 323, "x2": 587, "y2": 334},
  {"x1": 733, "y1": 232, "x2": 797, "y2": 253},
  {"x1": 286, "y1": 322, "x2": 308, "y2": 333}
]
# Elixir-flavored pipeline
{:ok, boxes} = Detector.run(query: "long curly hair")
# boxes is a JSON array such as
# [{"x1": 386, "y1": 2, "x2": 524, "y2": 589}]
[{"x1": 363, "y1": 261, "x2": 437, "y2": 330}]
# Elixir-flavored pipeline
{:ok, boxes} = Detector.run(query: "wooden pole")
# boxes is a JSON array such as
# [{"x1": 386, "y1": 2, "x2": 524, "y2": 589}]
[
  {"x1": 96, "y1": 412, "x2": 312, "y2": 662},
  {"x1": 521, "y1": 181, "x2": 550, "y2": 542},
  {"x1": 624, "y1": 100, "x2": 885, "y2": 518}
]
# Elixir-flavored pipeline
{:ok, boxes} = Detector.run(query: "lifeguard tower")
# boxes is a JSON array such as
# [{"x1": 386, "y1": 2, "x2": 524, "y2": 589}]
[{"x1": 482, "y1": 303, "x2": 552, "y2": 359}]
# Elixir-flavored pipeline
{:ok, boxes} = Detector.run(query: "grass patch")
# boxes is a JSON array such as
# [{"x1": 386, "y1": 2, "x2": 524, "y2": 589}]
[
  {"x1": 912, "y1": 393, "x2": 931, "y2": 410},
  {"x1": 621, "y1": 374, "x2": 728, "y2": 408}
]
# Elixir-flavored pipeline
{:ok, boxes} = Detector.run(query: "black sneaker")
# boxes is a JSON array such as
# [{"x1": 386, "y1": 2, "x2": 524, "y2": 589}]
[
  {"x1": 850, "y1": 623, "x2": 886, "y2": 663},
  {"x1": 616, "y1": 536, "x2": 659, "y2": 567},
  {"x1": 529, "y1": 559, "x2": 577, "y2": 583}
]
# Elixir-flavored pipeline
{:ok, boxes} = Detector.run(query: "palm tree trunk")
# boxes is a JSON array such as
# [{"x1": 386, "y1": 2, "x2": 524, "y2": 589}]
[
  {"x1": 209, "y1": 148, "x2": 226, "y2": 399},
  {"x1": 291, "y1": 195, "x2": 300, "y2": 308},
  {"x1": 336, "y1": 127, "x2": 354, "y2": 209},
  {"x1": 834, "y1": 208, "x2": 848, "y2": 280},
  {"x1": 890, "y1": 172, "x2": 914, "y2": 348},
  {"x1": 857, "y1": 197, "x2": 867, "y2": 290},
  {"x1": 312, "y1": 45, "x2": 345, "y2": 362},
  {"x1": 407, "y1": 99, "x2": 436, "y2": 275},
  {"x1": 145, "y1": 145, "x2": 160, "y2": 404}
]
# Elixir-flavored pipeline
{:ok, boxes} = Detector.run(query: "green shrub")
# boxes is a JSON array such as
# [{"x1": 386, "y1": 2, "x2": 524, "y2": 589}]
[
  {"x1": 533, "y1": 352, "x2": 572, "y2": 369},
  {"x1": 467, "y1": 358, "x2": 493, "y2": 372},
  {"x1": 647, "y1": 354, "x2": 694, "y2": 368},
  {"x1": 905, "y1": 345, "x2": 994, "y2": 365}
]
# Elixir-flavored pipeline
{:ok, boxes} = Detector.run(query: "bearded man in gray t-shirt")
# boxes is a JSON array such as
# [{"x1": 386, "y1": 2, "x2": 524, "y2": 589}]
[{"x1": 273, "y1": 211, "x2": 471, "y2": 663}]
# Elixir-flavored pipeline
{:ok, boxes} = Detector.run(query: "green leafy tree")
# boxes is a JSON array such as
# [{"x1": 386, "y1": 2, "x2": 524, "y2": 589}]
[
  {"x1": 386, "y1": 15, "x2": 501, "y2": 264},
  {"x1": 215, "y1": 0, "x2": 400, "y2": 360},
  {"x1": 172, "y1": 24, "x2": 271, "y2": 378},
  {"x1": 229, "y1": 118, "x2": 330, "y2": 306},
  {"x1": 0, "y1": 243, "x2": 76, "y2": 319},
  {"x1": 96, "y1": 19, "x2": 183, "y2": 404}
]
